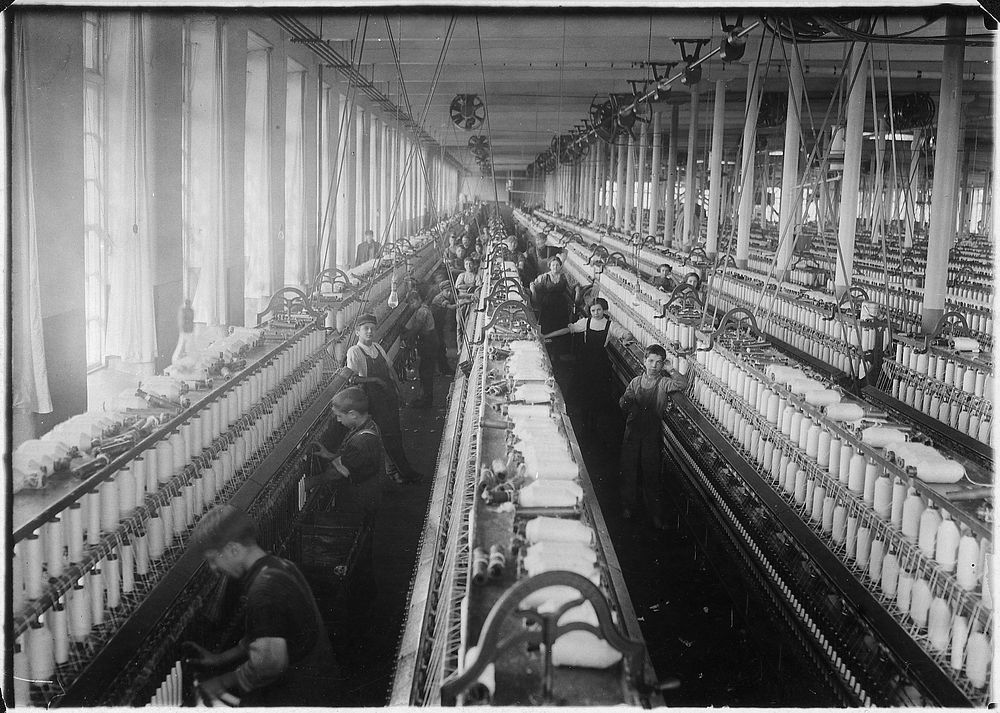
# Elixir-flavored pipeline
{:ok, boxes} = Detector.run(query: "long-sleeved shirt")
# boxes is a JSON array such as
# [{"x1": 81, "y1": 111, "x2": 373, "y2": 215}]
[
  {"x1": 354, "y1": 239, "x2": 382, "y2": 266},
  {"x1": 618, "y1": 368, "x2": 688, "y2": 417}
]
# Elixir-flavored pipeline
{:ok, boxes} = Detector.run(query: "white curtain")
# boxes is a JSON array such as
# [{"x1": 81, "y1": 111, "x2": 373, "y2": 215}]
[
  {"x1": 11, "y1": 18, "x2": 53, "y2": 414},
  {"x1": 283, "y1": 62, "x2": 305, "y2": 287},
  {"x1": 184, "y1": 18, "x2": 227, "y2": 325},
  {"x1": 243, "y1": 45, "x2": 271, "y2": 323},
  {"x1": 104, "y1": 12, "x2": 157, "y2": 364}
]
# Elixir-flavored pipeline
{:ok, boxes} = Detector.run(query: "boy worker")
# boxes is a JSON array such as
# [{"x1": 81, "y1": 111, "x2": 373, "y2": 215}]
[
  {"x1": 618, "y1": 344, "x2": 688, "y2": 529},
  {"x1": 183, "y1": 505, "x2": 339, "y2": 707}
]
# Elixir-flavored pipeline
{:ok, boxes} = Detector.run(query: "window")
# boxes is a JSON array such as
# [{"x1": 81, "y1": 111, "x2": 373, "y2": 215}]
[
  {"x1": 283, "y1": 58, "x2": 305, "y2": 287},
  {"x1": 244, "y1": 33, "x2": 271, "y2": 324},
  {"x1": 182, "y1": 17, "x2": 226, "y2": 325},
  {"x1": 83, "y1": 12, "x2": 107, "y2": 369}
]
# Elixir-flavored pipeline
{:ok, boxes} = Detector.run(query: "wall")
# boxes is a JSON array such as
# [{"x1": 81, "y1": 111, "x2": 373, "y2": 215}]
[{"x1": 461, "y1": 175, "x2": 509, "y2": 205}]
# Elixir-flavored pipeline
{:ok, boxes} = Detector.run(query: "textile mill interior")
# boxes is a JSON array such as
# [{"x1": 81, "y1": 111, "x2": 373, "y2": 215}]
[{"x1": 6, "y1": 1, "x2": 998, "y2": 708}]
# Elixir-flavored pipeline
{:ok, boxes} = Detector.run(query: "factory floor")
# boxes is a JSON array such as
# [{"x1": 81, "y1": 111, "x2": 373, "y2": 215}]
[{"x1": 317, "y1": 340, "x2": 836, "y2": 707}]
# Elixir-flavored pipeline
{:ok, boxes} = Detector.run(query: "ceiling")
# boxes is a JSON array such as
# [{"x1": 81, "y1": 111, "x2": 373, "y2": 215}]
[{"x1": 291, "y1": 6, "x2": 996, "y2": 178}]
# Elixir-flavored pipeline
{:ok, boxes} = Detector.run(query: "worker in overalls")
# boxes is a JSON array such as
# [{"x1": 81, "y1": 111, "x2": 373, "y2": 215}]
[
  {"x1": 618, "y1": 344, "x2": 687, "y2": 528},
  {"x1": 345, "y1": 313, "x2": 423, "y2": 484}
]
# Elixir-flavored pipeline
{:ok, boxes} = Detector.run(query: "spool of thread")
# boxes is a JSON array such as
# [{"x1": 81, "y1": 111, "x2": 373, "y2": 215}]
[
  {"x1": 89, "y1": 564, "x2": 104, "y2": 626},
  {"x1": 178, "y1": 424, "x2": 193, "y2": 463},
  {"x1": 796, "y1": 415, "x2": 811, "y2": 450},
  {"x1": 810, "y1": 484, "x2": 825, "y2": 522},
  {"x1": 962, "y1": 368, "x2": 977, "y2": 394},
  {"x1": 155, "y1": 441, "x2": 173, "y2": 483},
  {"x1": 100, "y1": 478, "x2": 119, "y2": 533},
  {"x1": 472, "y1": 547, "x2": 488, "y2": 585},
  {"x1": 950, "y1": 615, "x2": 969, "y2": 671},
  {"x1": 956, "y1": 535, "x2": 980, "y2": 590},
  {"x1": 487, "y1": 546, "x2": 506, "y2": 579},
  {"x1": 944, "y1": 359, "x2": 956, "y2": 385},
  {"x1": 832, "y1": 503, "x2": 847, "y2": 543},
  {"x1": 134, "y1": 530, "x2": 150, "y2": 575},
  {"x1": 821, "y1": 496, "x2": 835, "y2": 533},
  {"x1": 765, "y1": 392, "x2": 779, "y2": 423},
  {"x1": 105, "y1": 552, "x2": 121, "y2": 609},
  {"x1": 14, "y1": 639, "x2": 30, "y2": 706},
  {"x1": 143, "y1": 448, "x2": 159, "y2": 494},
  {"x1": 45, "y1": 517, "x2": 65, "y2": 580},
  {"x1": 881, "y1": 551, "x2": 899, "y2": 598},
  {"x1": 793, "y1": 470, "x2": 807, "y2": 505},
  {"x1": 953, "y1": 363, "x2": 966, "y2": 390},
  {"x1": 908, "y1": 577, "x2": 931, "y2": 628},
  {"x1": 855, "y1": 525, "x2": 871, "y2": 568},
  {"x1": 132, "y1": 459, "x2": 147, "y2": 507},
  {"x1": 148, "y1": 513, "x2": 165, "y2": 560},
  {"x1": 917, "y1": 506, "x2": 941, "y2": 558},
  {"x1": 927, "y1": 597, "x2": 951, "y2": 652},
  {"x1": 872, "y1": 476, "x2": 892, "y2": 519},
  {"x1": 847, "y1": 452, "x2": 866, "y2": 493},
  {"x1": 938, "y1": 401, "x2": 951, "y2": 426},
  {"x1": 161, "y1": 502, "x2": 175, "y2": 548},
  {"x1": 121, "y1": 542, "x2": 135, "y2": 593},
  {"x1": 805, "y1": 424, "x2": 821, "y2": 459},
  {"x1": 50, "y1": 599, "x2": 69, "y2": 664},
  {"x1": 896, "y1": 569, "x2": 914, "y2": 614},
  {"x1": 816, "y1": 430, "x2": 832, "y2": 467},
  {"x1": 845, "y1": 515, "x2": 859, "y2": 560},
  {"x1": 118, "y1": 468, "x2": 135, "y2": 518},
  {"x1": 193, "y1": 474, "x2": 205, "y2": 516},
  {"x1": 900, "y1": 489, "x2": 925, "y2": 542},
  {"x1": 24, "y1": 533, "x2": 43, "y2": 599},
  {"x1": 86, "y1": 489, "x2": 101, "y2": 545},
  {"x1": 934, "y1": 516, "x2": 959, "y2": 572},
  {"x1": 889, "y1": 477, "x2": 907, "y2": 528},
  {"x1": 862, "y1": 461, "x2": 879, "y2": 504},
  {"x1": 838, "y1": 444, "x2": 854, "y2": 485},
  {"x1": 190, "y1": 417, "x2": 203, "y2": 455},
  {"x1": 783, "y1": 460, "x2": 797, "y2": 495},
  {"x1": 67, "y1": 502, "x2": 84, "y2": 563},
  {"x1": 867, "y1": 538, "x2": 885, "y2": 583},
  {"x1": 974, "y1": 370, "x2": 986, "y2": 397},
  {"x1": 964, "y1": 632, "x2": 990, "y2": 688},
  {"x1": 27, "y1": 618, "x2": 54, "y2": 682},
  {"x1": 172, "y1": 493, "x2": 188, "y2": 534},
  {"x1": 68, "y1": 579, "x2": 91, "y2": 642},
  {"x1": 828, "y1": 436, "x2": 842, "y2": 476}
]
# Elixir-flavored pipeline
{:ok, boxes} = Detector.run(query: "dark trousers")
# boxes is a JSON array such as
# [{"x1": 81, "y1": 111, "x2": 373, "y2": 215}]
[
  {"x1": 416, "y1": 332, "x2": 439, "y2": 403},
  {"x1": 432, "y1": 308, "x2": 452, "y2": 372},
  {"x1": 619, "y1": 430, "x2": 664, "y2": 518},
  {"x1": 369, "y1": 398, "x2": 416, "y2": 480}
]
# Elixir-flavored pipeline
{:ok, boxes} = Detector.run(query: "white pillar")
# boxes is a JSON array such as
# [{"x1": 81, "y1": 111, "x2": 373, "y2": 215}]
[
  {"x1": 833, "y1": 43, "x2": 870, "y2": 297},
  {"x1": 923, "y1": 15, "x2": 966, "y2": 331},
  {"x1": 614, "y1": 140, "x2": 627, "y2": 230},
  {"x1": 776, "y1": 47, "x2": 804, "y2": 277},
  {"x1": 682, "y1": 85, "x2": 700, "y2": 247},
  {"x1": 648, "y1": 111, "x2": 663, "y2": 239},
  {"x1": 624, "y1": 134, "x2": 637, "y2": 234},
  {"x1": 736, "y1": 62, "x2": 761, "y2": 268},
  {"x1": 664, "y1": 105, "x2": 679, "y2": 246},
  {"x1": 637, "y1": 121, "x2": 649, "y2": 235},
  {"x1": 706, "y1": 79, "x2": 726, "y2": 258}
]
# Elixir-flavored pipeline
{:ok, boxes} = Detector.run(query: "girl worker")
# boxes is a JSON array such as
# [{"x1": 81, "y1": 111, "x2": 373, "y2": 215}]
[
  {"x1": 618, "y1": 344, "x2": 687, "y2": 528},
  {"x1": 346, "y1": 313, "x2": 424, "y2": 484},
  {"x1": 542, "y1": 298, "x2": 633, "y2": 432},
  {"x1": 529, "y1": 256, "x2": 573, "y2": 354}
]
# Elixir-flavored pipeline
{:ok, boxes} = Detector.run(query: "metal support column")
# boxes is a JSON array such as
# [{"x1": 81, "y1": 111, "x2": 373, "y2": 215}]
[
  {"x1": 614, "y1": 140, "x2": 627, "y2": 231},
  {"x1": 624, "y1": 134, "x2": 638, "y2": 234},
  {"x1": 637, "y1": 120, "x2": 649, "y2": 235}
]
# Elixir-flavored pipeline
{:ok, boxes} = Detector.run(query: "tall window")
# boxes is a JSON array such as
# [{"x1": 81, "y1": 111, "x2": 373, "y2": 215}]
[
  {"x1": 334, "y1": 93, "x2": 351, "y2": 269},
  {"x1": 83, "y1": 12, "x2": 107, "y2": 369},
  {"x1": 318, "y1": 81, "x2": 335, "y2": 270},
  {"x1": 244, "y1": 32, "x2": 271, "y2": 323},
  {"x1": 182, "y1": 17, "x2": 226, "y2": 325},
  {"x1": 283, "y1": 58, "x2": 306, "y2": 287}
]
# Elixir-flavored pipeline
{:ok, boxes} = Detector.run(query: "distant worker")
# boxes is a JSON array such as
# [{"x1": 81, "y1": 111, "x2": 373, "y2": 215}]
[
  {"x1": 183, "y1": 505, "x2": 339, "y2": 707},
  {"x1": 171, "y1": 299, "x2": 195, "y2": 364},
  {"x1": 354, "y1": 229, "x2": 381, "y2": 267},
  {"x1": 402, "y1": 290, "x2": 439, "y2": 408},
  {"x1": 652, "y1": 264, "x2": 676, "y2": 293}
]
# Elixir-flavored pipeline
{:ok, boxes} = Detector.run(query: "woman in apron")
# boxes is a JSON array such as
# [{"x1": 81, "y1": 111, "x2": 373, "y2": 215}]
[
  {"x1": 618, "y1": 344, "x2": 687, "y2": 528},
  {"x1": 542, "y1": 298, "x2": 632, "y2": 432},
  {"x1": 530, "y1": 256, "x2": 573, "y2": 356},
  {"x1": 345, "y1": 313, "x2": 423, "y2": 484}
]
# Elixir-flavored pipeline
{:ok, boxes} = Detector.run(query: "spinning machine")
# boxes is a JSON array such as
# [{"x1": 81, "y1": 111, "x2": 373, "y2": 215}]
[
  {"x1": 513, "y1": 206, "x2": 993, "y2": 707},
  {"x1": 9, "y1": 215, "x2": 460, "y2": 707},
  {"x1": 391, "y1": 217, "x2": 665, "y2": 706}
]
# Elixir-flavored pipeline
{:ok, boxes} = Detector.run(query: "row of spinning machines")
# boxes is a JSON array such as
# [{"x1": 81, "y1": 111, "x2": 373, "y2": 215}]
[
  {"x1": 513, "y1": 206, "x2": 992, "y2": 706},
  {"x1": 8, "y1": 211, "x2": 461, "y2": 707}
]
